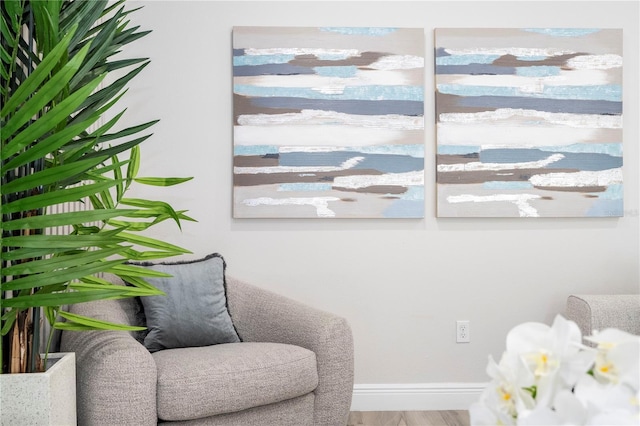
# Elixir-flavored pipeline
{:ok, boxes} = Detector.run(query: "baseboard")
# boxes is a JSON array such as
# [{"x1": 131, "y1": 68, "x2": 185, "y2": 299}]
[{"x1": 350, "y1": 383, "x2": 487, "y2": 411}]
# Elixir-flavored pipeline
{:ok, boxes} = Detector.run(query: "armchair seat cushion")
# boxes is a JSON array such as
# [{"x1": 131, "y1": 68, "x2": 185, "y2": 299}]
[{"x1": 152, "y1": 342, "x2": 319, "y2": 421}]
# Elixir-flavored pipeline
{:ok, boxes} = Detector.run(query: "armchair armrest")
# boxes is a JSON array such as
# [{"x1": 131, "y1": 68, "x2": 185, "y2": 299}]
[
  {"x1": 226, "y1": 277, "x2": 354, "y2": 426},
  {"x1": 60, "y1": 298, "x2": 157, "y2": 426},
  {"x1": 566, "y1": 294, "x2": 640, "y2": 344}
]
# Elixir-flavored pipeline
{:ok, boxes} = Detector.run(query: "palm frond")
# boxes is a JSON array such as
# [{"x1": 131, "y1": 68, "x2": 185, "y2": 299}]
[{"x1": 1, "y1": 0, "x2": 193, "y2": 373}]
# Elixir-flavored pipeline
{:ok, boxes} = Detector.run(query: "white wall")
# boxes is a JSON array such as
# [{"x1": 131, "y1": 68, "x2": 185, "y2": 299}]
[{"x1": 118, "y1": 0, "x2": 639, "y2": 408}]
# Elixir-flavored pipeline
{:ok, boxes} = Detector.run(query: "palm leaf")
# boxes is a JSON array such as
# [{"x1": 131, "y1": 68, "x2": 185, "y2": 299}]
[
  {"x1": 2, "y1": 70, "x2": 105, "y2": 158},
  {"x1": 2, "y1": 209, "x2": 137, "y2": 231},
  {"x1": 0, "y1": 23, "x2": 77, "y2": 117},
  {"x1": 2, "y1": 247, "x2": 81, "y2": 262},
  {"x1": 134, "y1": 177, "x2": 193, "y2": 187},
  {"x1": 1, "y1": 155, "x2": 108, "y2": 194},
  {"x1": 54, "y1": 310, "x2": 146, "y2": 332},
  {"x1": 2, "y1": 111, "x2": 102, "y2": 170},
  {"x1": 119, "y1": 197, "x2": 181, "y2": 228},
  {"x1": 1, "y1": 246, "x2": 128, "y2": 276},
  {"x1": 1, "y1": 41, "x2": 95, "y2": 146},
  {"x1": 2, "y1": 289, "x2": 134, "y2": 309},
  {"x1": 1, "y1": 259, "x2": 126, "y2": 291},
  {"x1": 1, "y1": 0, "x2": 193, "y2": 372},
  {"x1": 69, "y1": 282, "x2": 161, "y2": 297},
  {"x1": 1, "y1": 179, "x2": 123, "y2": 214},
  {"x1": 2, "y1": 234, "x2": 124, "y2": 250},
  {"x1": 117, "y1": 231, "x2": 191, "y2": 254}
]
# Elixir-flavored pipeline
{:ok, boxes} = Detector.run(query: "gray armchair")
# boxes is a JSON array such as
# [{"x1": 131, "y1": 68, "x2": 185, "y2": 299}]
[
  {"x1": 60, "y1": 276, "x2": 354, "y2": 425},
  {"x1": 566, "y1": 294, "x2": 640, "y2": 344}
]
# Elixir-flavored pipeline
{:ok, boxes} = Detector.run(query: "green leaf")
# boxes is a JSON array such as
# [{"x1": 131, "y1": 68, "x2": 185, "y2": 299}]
[
  {"x1": 101, "y1": 0, "x2": 126, "y2": 18},
  {"x1": 84, "y1": 158, "x2": 131, "y2": 177},
  {"x1": 0, "y1": 24, "x2": 77, "y2": 117},
  {"x1": 121, "y1": 249, "x2": 183, "y2": 261},
  {"x1": 1, "y1": 259, "x2": 126, "y2": 291},
  {"x1": 60, "y1": 0, "x2": 105, "y2": 37},
  {"x1": 2, "y1": 40, "x2": 94, "y2": 143},
  {"x1": 117, "y1": 231, "x2": 191, "y2": 254},
  {"x1": 1, "y1": 234, "x2": 124, "y2": 249},
  {"x1": 1, "y1": 179, "x2": 122, "y2": 215},
  {"x1": 119, "y1": 198, "x2": 181, "y2": 229},
  {"x1": 2, "y1": 209, "x2": 138, "y2": 231},
  {"x1": 44, "y1": 306, "x2": 59, "y2": 328},
  {"x1": 3, "y1": 0, "x2": 23, "y2": 31},
  {"x1": 106, "y1": 210, "x2": 196, "y2": 231},
  {"x1": 31, "y1": 1, "x2": 62, "y2": 56},
  {"x1": 59, "y1": 91, "x2": 127, "y2": 158},
  {"x1": 55, "y1": 310, "x2": 146, "y2": 332},
  {"x1": 1, "y1": 111, "x2": 102, "y2": 171},
  {"x1": 74, "y1": 61, "x2": 149, "y2": 115},
  {"x1": 86, "y1": 108, "x2": 126, "y2": 139},
  {"x1": 102, "y1": 57, "x2": 148, "y2": 73},
  {"x1": 72, "y1": 225, "x2": 101, "y2": 235},
  {"x1": 77, "y1": 275, "x2": 116, "y2": 286},
  {"x1": 113, "y1": 154, "x2": 124, "y2": 202},
  {"x1": 2, "y1": 72, "x2": 106, "y2": 159},
  {"x1": 70, "y1": 281, "x2": 162, "y2": 297},
  {"x1": 99, "y1": 186, "x2": 115, "y2": 209},
  {"x1": 118, "y1": 274, "x2": 159, "y2": 292},
  {"x1": 65, "y1": 0, "x2": 106, "y2": 53},
  {"x1": 126, "y1": 144, "x2": 140, "y2": 188},
  {"x1": 1, "y1": 247, "x2": 77, "y2": 262},
  {"x1": 88, "y1": 194, "x2": 105, "y2": 210},
  {"x1": 112, "y1": 26, "x2": 151, "y2": 50},
  {"x1": 96, "y1": 120, "x2": 159, "y2": 145},
  {"x1": 134, "y1": 177, "x2": 194, "y2": 187},
  {"x1": 0, "y1": 309, "x2": 18, "y2": 335},
  {"x1": 1, "y1": 289, "x2": 132, "y2": 309},
  {"x1": 1, "y1": 246, "x2": 128, "y2": 276},
  {"x1": 106, "y1": 264, "x2": 172, "y2": 278},
  {"x1": 121, "y1": 209, "x2": 196, "y2": 222},
  {"x1": 81, "y1": 133, "x2": 152, "y2": 162},
  {"x1": 106, "y1": 218, "x2": 156, "y2": 232},
  {"x1": 1, "y1": 155, "x2": 108, "y2": 195},
  {"x1": 67, "y1": 1, "x2": 112, "y2": 72}
]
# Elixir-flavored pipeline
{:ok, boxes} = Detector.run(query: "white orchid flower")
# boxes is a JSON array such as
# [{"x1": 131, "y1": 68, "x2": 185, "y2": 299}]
[
  {"x1": 505, "y1": 315, "x2": 596, "y2": 407},
  {"x1": 488, "y1": 352, "x2": 537, "y2": 415},
  {"x1": 586, "y1": 328, "x2": 640, "y2": 390},
  {"x1": 574, "y1": 374, "x2": 640, "y2": 425},
  {"x1": 517, "y1": 389, "x2": 588, "y2": 425},
  {"x1": 471, "y1": 316, "x2": 639, "y2": 426},
  {"x1": 470, "y1": 352, "x2": 534, "y2": 425},
  {"x1": 470, "y1": 394, "x2": 517, "y2": 426}
]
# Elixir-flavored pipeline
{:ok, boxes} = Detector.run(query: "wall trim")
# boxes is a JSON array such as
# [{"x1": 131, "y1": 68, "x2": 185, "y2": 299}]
[{"x1": 350, "y1": 382, "x2": 487, "y2": 412}]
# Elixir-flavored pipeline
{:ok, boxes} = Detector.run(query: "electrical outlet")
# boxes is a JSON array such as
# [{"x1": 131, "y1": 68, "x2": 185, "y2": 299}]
[{"x1": 457, "y1": 320, "x2": 470, "y2": 343}]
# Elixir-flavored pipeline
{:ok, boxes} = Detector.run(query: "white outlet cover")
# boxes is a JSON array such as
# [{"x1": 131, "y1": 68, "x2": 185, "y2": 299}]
[{"x1": 456, "y1": 320, "x2": 470, "y2": 343}]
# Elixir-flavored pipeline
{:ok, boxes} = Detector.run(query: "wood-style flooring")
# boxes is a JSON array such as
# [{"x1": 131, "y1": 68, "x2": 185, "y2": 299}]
[{"x1": 348, "y1": 411, "x2": 470, "y2": 426}]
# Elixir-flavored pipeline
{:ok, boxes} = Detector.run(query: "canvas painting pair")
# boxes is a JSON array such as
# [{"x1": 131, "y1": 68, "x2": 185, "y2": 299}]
[{"x1": 232, "y1": 27, "x2": 623, "y2": 219}]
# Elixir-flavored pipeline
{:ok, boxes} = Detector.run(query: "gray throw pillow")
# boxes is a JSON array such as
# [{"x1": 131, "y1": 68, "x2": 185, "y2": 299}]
[{"x1": 133, "y1": 253, "x2": 241, "y2": 352}]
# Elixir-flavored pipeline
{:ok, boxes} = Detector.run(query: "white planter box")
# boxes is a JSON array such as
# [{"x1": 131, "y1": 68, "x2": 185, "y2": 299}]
[{"x1": 0, "y1": 352, "x2": 76, "y2": 426}]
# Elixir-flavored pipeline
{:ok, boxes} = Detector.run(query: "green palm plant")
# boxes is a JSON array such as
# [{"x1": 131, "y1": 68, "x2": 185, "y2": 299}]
[{"x1": 1, "y1": 0, "x2": 194, "y2": 373}]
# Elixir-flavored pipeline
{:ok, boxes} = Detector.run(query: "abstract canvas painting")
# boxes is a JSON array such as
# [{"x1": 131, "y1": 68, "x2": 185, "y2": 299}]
[
  {"x1": 233, "y1": 27, "x2": 424, "y2": 218},
  {"x1": 435, "y1": 28, "x2": 623, "y2": 218}
]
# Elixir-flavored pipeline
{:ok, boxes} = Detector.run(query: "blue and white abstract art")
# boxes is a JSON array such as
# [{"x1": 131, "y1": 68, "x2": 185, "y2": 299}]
[
  {"x1": 435, "y1": 28, "x2": 623, "y2": 217},
  {"x1": 233, "y1": 27, "x2": 425, "y2": 218}
]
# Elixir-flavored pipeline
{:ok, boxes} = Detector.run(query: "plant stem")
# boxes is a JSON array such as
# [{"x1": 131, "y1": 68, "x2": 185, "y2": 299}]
[
  {"x1": 44, "y1": 321, "x2": 55, "y2": 370},
  {"x1": 31, "y1": 306, "x2": 41, "y2": 372}
]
